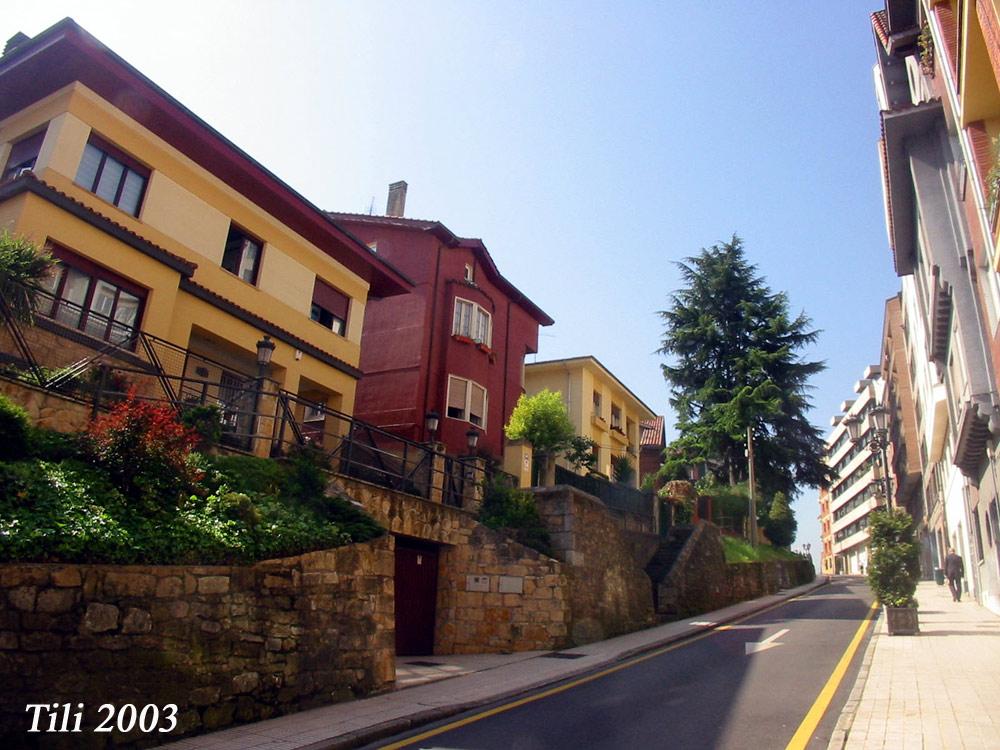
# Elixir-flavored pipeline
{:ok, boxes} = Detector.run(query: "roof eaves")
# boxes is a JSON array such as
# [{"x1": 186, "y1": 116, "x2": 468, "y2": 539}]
[{"x1": 178, "y1": 278, "x2": 362, "y2": 379}]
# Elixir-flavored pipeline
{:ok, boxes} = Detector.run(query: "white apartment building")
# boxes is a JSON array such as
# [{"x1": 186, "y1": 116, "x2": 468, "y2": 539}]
[{"x1": 827, "y1": 369, "x2": 886, "y2": 575}]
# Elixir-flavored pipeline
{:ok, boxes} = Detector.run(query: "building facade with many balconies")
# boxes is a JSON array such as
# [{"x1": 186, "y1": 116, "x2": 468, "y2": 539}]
[{"x1": 871, "y1": 0, "x2": 1000, "y2": 611}]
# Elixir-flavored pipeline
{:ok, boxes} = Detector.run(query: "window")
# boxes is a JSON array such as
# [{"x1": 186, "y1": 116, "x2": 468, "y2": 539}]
[
  {"x1": 38, "y1": 248, "x2": 145, "y2": 345},
  {"x1": 303, "y1": 401, "x2": 326, "y2": 422},
  {"x1": 447, "y1": 375, "x2": 487, "y2": 428},
  {"x1": 74, "y1": 135, "x2": 149, "y2": 217},
  {"x1": 310, "y1": 278, "x2": 349, "y2": 335},
  {"x1": 464, "y1": 263, "x2": 474, "y2": 282},
  {"x1": 221, "y1": 224, "x2": 262, "y2": 284},
  {"x1": 452, "y1": 297, "x2": 492, "y2": 346},
  {"x1": 3, "y1": 130, "x2": 45, "y2": 182},
  {"x1": 593, "y1": 390, "x2": 603, "y2": 419},
  {"x1": 611, "y1": 403, "x2": 623, "y2": 431},
  {"x1": 974, "y1": 509, "x2": 985, "y2": 562}
]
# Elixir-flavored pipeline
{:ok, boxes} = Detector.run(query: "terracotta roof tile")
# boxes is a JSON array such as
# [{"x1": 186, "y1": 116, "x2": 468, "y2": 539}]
[
  {"x1": 639, "y1": 416, "x2": 665, "y2": 447},
  {"x1": 871, "y1": 10, "x2": 890, "y2": 50}
]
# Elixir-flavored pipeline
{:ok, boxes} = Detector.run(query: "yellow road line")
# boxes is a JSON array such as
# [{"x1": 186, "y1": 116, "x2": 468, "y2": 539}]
[
  {"x1": 784, "y1": 600, "x2": 879, "y2": 750},
  {"x1": 381, "y1": 585, "x2": 829, "y2": 749}
]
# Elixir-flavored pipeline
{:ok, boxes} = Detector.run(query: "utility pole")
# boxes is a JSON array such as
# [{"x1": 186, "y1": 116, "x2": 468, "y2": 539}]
[{"x1": 747, "y1": 425, "x2": 759, "y2": 547}]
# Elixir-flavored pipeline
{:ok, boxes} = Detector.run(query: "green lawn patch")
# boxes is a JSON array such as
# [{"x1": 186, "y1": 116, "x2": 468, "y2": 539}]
[{"x1": 722, "y1": 535, "x2": 802, "y2": 564}]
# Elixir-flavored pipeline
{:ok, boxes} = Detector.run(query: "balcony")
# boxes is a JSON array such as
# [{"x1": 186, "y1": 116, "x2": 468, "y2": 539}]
[{"x1": 954, "y1": 397, "x2": 998, "y2": 477}]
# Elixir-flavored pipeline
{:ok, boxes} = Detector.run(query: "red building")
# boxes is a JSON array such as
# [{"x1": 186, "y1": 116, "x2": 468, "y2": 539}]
[{"x1": 329, "y1": 183, "x2": 553, "y2": 459}]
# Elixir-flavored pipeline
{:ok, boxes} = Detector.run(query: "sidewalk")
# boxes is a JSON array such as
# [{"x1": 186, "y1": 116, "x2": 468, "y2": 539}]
[
  {"x1": 829, "y1": 579, "x2": 1000, "y2": 749},
  {"x1": 160, "y1": 580, "x2": 824, "y2": 750}
]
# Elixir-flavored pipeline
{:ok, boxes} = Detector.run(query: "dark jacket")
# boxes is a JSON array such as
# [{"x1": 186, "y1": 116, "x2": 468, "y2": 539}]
[{"x1": 945, "y1": 552, "x2": 964, "y2": 579}]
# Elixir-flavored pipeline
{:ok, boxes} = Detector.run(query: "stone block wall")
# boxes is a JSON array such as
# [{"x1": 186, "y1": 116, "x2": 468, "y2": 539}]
[
  {"x1": 532, "y1": 486, "x2": 656, "y2": 644},
  {"x1": 0, "y1": 378, "x2": 93, "y2": 433},
  {"x1": 656, "y1": 522, "x2": 816, "y2": 618},
  {"x1": 0, "y1": 537, "x2": 394, "y2": 748},
  {"x1": 332, "y1": 475, "x2": 571, "y2": 654},
  {"x1": 437, "y1": 525, "x2": 569, "y2": 654}
]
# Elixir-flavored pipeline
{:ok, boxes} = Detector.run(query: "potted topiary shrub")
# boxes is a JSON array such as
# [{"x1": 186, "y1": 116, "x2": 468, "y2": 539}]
[{"x1": 868, "y1": 508, "x2": 921, "y2": 635}]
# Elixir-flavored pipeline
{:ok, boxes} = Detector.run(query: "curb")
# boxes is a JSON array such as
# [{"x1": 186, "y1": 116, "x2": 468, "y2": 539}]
[
  {"x1": 305, "y1": 578, "x2": 832, "y2": 750},
  {"x1": 826, "y1": 606, "x2": 882, "y2": 749}
]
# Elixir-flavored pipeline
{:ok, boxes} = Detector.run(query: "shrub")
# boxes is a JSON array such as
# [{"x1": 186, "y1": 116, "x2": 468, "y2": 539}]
[
  {"x1": 611, "y1": 454, "x2": 635, "y2": 484},
  {"x1": 26, "y1": 426, "x2": 86, "y2": 461},
  {"x1": 0, "y1": 393, "x2": 30, "y2": 460},
  {"x1": 86, "y1": 392, "x2": 199, "y2": 507},
  {"x1": 479, "y1": 476, "x2": 552, "y2": 557},
  {"x1": 180, "y1": 404, "x2": 223, "y2": 450},
  {"x1": 868, "y1": 508, "x2": 921, "y2": 607},
  {"x1": 0, "y1": 231, "x2": 54, "y2": 323},
  {"x1": 565, "y1": 436, "x2": 598, "y2": 473}
]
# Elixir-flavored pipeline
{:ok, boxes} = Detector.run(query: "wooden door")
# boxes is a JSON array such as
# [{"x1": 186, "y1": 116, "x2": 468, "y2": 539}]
[{"x1": 394, "y1": 538, "x2": 439, "y2": 655}]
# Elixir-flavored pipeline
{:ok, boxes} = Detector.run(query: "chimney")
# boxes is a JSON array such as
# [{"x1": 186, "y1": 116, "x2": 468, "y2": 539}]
[
  {"x1": 4, "y1": 32, "x2": 30, "y2": 56},
  {"x1": 386, "y1": 181, "x2": 407, "y2": 217}
]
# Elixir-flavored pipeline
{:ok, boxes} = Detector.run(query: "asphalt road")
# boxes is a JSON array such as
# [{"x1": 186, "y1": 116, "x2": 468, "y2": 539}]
[{"x1": 368, "y1": 577, "x2": 875, "y2": 750}]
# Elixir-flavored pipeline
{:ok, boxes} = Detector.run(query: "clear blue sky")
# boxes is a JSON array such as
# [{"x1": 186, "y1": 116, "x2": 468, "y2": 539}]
[{"x1": 4, "y1": 1, "x2": 899, "y2": 562}]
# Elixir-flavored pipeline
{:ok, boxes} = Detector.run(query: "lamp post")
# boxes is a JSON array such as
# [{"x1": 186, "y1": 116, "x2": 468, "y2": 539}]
[
  {"x1": 844, "y1": 404, "x2": 892, "y2": 507},
  {"x1": 424, "y1": 411, "x2": 440, "y2": 444},
  {"x1": 463, "y1": 428, "x2": 480, "y2": 481},
  {"x1": 253, "y1": 336, "x2": 276, "y2": 450},
  {"x1": 465, "y1": 428, "x2": 480, "y2": 454}
]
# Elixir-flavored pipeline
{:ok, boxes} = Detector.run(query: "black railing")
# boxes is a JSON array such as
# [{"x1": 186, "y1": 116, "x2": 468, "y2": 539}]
[
  {"x1": 554, "y1": 465, "x2": 655, "y2": 520},
  {"x1": 1, "y1": 285, "x2": 498, "y2": 509}
]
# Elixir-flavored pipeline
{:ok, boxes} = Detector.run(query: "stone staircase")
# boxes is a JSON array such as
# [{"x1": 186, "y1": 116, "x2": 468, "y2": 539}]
[{"x1": 644, "y1": 525, "x2": 694, "y2": 611}]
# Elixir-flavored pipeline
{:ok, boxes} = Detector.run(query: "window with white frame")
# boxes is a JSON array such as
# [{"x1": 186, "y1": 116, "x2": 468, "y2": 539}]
[
  {"x1": 447, "y1": 375, "x2": 487, "y2": 427},
  {"x1": 452, "y1": 297, "x2": 492, "y2": 346}
]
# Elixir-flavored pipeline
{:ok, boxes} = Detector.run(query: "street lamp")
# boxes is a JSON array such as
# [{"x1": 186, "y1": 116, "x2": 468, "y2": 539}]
[
  {"x1": 424, "y1": 411, "x2": 440, "y2": 443},
  {"x1": 253, "y1": 335, "x2": 276, "y2": 449},
  {"x1": 465, "y1": 428, "x2": 480, "y2": 454},
  {"x1": 255, "y1": 335, "x2": 276, "y2": 378},
  {"x1": 845, "y1": 404, "x2": 892, "y2": 507}
]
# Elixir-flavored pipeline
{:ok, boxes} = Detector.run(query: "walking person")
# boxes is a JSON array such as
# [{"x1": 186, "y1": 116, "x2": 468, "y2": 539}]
[{"x1": 945, "y1": 547, "x2": 965, "y2": 602}]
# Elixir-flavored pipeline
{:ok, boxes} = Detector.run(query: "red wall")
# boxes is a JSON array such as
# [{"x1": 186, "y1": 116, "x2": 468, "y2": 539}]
[{"x1": 339, "y1": 220, "x2": 543, "y2": 459}]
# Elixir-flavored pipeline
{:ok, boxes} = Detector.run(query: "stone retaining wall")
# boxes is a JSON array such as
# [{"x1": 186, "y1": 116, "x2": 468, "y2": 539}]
[
  {"x1": 656, "y1": 522, "x2": 815, "y2": 618},
  {"x1": 532, "y1": 486, "x2": 656, "y2": 644},
  {"x1": 332, "y1": 475, "x2": 571, "y2": 654},
  {"x1": 0, "y1": 378, "x2": 93, "y2": 434},
  {"x1": 0, "y1": 537, "x2": 394, "y2": 749}
]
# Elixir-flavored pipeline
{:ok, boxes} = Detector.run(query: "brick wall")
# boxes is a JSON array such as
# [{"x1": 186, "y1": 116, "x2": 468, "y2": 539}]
[{"x1": 0, "y1": 537, "x2": 395, "y2": 748}]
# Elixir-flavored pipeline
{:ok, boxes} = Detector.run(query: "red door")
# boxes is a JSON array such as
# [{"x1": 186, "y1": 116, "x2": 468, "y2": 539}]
[{"x1": 394, "y1": 538, "x2": 439, "y2": 655}]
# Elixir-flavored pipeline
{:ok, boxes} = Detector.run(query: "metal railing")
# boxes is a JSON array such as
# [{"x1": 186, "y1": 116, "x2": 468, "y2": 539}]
[
  {"x1": 1, "y1": 282, "x2": 500, "y2": 508},
  {"x1": 554, "y1": 465, "x2": 655, "y2": 522}
]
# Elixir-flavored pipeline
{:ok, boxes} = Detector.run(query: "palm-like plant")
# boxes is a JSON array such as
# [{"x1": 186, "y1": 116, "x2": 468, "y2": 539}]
[{"x1": 0, "y1": 231, "x2": 54, "y2": 323}]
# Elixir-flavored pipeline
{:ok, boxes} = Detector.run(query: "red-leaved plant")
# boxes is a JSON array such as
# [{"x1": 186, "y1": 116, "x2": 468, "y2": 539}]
[{"x1": 87, "y1": 390, "x2": 200, "y2": 507}]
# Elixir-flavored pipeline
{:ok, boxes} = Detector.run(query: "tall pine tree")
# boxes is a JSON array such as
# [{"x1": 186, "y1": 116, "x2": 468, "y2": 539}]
[{"x1": 657, "y1": 236, "x2": 829, "y2": 513}]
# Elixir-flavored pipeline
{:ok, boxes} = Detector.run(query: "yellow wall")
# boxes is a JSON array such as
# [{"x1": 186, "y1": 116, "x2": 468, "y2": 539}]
[
  {"x1": 524, "y1": 358, "x2": 655, "y2": 488},
  {"x1": 10, "y1": 193, "x2": 182, "y2": 339},
  {"x1": 0, "y1": 81, "x2": 370, "y2": 407},
  {"x1": 959, "y1": 0, "x2": 1000, "y2": 125}
]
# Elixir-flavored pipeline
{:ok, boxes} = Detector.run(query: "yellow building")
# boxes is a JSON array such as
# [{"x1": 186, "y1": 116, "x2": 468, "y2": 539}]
[
  {"x1": 523, "y1": 356, "x2": 657, "y2": 488},
  {"x1": 0, "y1": 20, "x2": 410, "y2": 445}
]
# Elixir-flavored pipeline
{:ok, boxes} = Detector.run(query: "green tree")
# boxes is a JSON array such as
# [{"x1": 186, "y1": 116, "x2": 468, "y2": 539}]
[
  {"x1": 505, "y1": 389, "x2": 575, "y2": 456},
  {"x1": 0, "y1": 231, "x2": 54, "y2": 323},
  {"x1": 657, "y1": 236, "x2": 829, "y2": 526},
  {"x1": 764, "y1": 491, "x2": 796, "y2": 548},
  {"x1": 564, "y1": 435, "x2": 598, "y2": 474}
]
